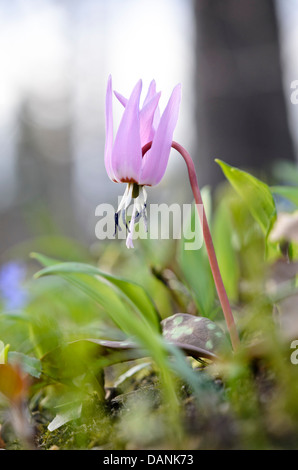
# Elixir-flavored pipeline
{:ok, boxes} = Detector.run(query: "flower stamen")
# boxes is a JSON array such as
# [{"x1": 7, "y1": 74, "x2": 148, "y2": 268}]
[{"x1": 114, "y1": 184, "x2": 148, "y2": 247}]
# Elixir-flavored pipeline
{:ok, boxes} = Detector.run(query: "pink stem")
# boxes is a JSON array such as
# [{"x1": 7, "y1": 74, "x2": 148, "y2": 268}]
[{"x1": 142, "y1": 141, "x2": 240, "y2": 350}]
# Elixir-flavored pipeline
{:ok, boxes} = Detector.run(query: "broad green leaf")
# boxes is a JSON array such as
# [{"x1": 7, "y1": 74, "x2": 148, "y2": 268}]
[
  {"x1": 271, "y1": 186, "x2": 298, "y2": 208},
  {"x1": 31, "y1": 253, "x2": 160, "y2": 332},
  {"x1": 31, "y1": 253, "x2": 180, "y2": 429},
  {"x1": 216, "y1": 160, "x2": 279, "y2": 260},
  {"x1": 178, "y1": 187, "x2": 215, "y2": 317},
  {"x1": 215, "y1": 160, "x2": 276, "y2": 236}
]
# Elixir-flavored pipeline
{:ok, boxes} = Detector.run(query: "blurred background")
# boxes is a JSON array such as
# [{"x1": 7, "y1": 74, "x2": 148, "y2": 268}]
[{"x1": 0, "y1": 0, "x2": 297, "y2": 254}]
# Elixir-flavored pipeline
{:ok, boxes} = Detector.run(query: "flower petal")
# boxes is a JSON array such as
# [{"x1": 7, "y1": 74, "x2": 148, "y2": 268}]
[
  {"x1": 115, "y1": 79, "x2": 158, "y2": 111},
  {"x1": 114, "y1": 90, "x2": 127, "y2": 108},
  {"x1": 153, "y1": 104, "x2": 161, "y2": 131},
  {"x1": 111, "y1": 80, "x2": 143, "y2": 183},
  {"x1": 142, "y1": 80, "x2": 157, "y2": 108},
  {"x1": 115, "y1": 83, "x2": 160, "y2": 146},
  {"x1": 139, "y1": 84, "x2": 181, "y2": 186},
  {"x1": 139, "y1": 92, "x2": 161, "y2": 146},
  {"x1": 104, "y1": 75, "x2": 117, "y2": 181},
  {"x1": 142, "y1": 80, "x2": 161, "y2": 130}
]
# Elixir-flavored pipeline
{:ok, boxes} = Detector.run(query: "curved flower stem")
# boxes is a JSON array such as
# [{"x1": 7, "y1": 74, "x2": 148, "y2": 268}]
[{"x1": 142, "y1": 141, "x2": 240, "y2": 351}]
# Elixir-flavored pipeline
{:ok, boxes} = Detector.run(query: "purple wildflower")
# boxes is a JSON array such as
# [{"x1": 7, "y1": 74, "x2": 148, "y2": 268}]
[
  {"x1": 105, "y1": 76, "x2": 181, "y2": 248},
  {"x1": 0, "y1": 262, "x2": 28, "y2": 310}
]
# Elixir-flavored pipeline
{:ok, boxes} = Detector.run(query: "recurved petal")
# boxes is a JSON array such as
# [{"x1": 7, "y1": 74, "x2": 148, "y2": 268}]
[
  {"x1": 142, "y1": 80, "x2": 157, "y2": 108},
  {"x1": 142, "y1": 80, "x2": 161, "y2": 131},
  {"x1": 104, "y1": 75, "x2": 117, "y2": 181},
  {"x1": 114, "y1": 90, "x2": 128, "y2": 108},
  {"x1": 116, "y1": 82, "x2": 160, "y2": 145},
  {"x1": 111, "y1": 80, "x2": 143, "y2": 183},
  {"x1": 115, "y1": 80, "x2": 157, "y2": 110},
  {"x1": 139, "y1": 84, "x2": 181, "y2": 186},
  {"x1": 139, "y1": 92, "x2": 161, "y2": 146}
]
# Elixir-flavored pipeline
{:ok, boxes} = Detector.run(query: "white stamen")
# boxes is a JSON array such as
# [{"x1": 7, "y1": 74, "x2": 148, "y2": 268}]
[
  {"x1": 117, "y1": 183, "x2": 133, "y2": 213},
  {"x1": 115, "y1": 184, "x2": 148, "y2": 248},
  {"x1": 126, "y1": 203, "x2": 138, "y2": 249}
]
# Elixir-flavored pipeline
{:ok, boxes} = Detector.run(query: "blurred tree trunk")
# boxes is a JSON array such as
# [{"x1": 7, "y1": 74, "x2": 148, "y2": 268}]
[
  {"x1": 0, "y1": 97, "x2": 75, "y2": 252},
  {"x1": 194, "y1": 0, "x2": 296, "y2": 187}
]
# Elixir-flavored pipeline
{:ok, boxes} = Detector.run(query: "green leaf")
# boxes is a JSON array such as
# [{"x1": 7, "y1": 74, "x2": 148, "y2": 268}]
[
  {"x1": 0, "y1": 342, "x2": 9, "y2": 364},
  {"x1": 31, "y1": 253, "x2": 181, "y2": 423},
  {"x1": 31, "y1": 253, "x2": 160, "y2": 332},
  {"x1": 8, "y1": 352, "x2": 42, "y2": 378},
  {"x1": 213, "y1": 202, "x2": 239, "y2": 302},
  {"x1": 271, "y1": 186, "x2": 298, "y2": 207},
  {"x1": 216, "y1": 160, "x2": 279, "y2": 260},
  {"x1": 48, "y1": 402, "x2": 82, "y2": 431},
  {"x1": 31, "y1": 254, "x2": 190, "y2": 437},
  {"x1": 41, "y1": 338, "x2": 146, "y2": 385},
  {"x1": 216, "y1": 160, "x2": 276, "y2": 236},
  {"x1": 272, "y1": 160, "x2": 298, "y2": 186},
  {"x1": 178, "y1": 187, "x2": 215, "y2": 317}
]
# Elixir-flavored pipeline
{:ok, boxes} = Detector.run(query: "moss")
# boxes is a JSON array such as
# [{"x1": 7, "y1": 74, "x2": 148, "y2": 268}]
[{"x1": 39, "y1": 413, "x2": 124, "y2": 450}]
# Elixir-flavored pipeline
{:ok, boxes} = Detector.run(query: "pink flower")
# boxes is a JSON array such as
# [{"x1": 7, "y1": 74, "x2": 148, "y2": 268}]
[{"x1": 104, "y1": 75, "x2": 181, "y2": 248}]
